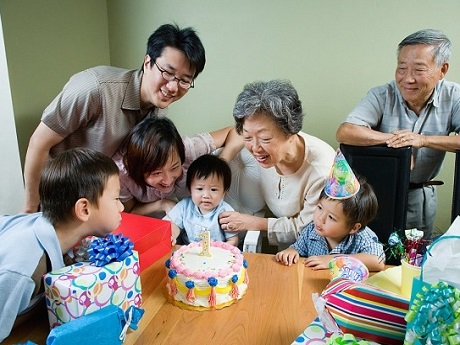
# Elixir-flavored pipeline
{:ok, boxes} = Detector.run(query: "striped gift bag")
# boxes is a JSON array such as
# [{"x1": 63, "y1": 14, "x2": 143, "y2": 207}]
[{"x1": 322, "y1": 278, "x2": 409, "y2": 345}]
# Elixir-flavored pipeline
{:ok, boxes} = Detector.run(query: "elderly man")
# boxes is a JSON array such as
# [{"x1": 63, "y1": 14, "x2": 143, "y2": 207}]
[{"x1": 336, "y1": 29, "x2": 460, "y2": 240}]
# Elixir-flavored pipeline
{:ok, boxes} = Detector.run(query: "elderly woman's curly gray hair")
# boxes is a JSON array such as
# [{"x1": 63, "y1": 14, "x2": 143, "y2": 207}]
[{"x1": 233, "y1": 79, "x2": 304, "y2": 136}]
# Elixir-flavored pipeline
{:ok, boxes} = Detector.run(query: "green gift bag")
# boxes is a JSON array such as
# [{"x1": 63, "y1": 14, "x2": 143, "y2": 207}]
[{"x1": 403, "y1": 232, "x2": 460, "y2": 345}]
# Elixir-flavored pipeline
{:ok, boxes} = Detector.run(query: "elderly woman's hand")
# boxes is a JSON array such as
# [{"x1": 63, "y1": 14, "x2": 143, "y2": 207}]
[{"x1": 219, "y1": 211, "x2": 248, "y2": 232}]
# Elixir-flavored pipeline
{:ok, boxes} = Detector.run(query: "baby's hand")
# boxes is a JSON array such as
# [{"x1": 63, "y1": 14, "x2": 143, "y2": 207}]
[
  {"x1": 170, "y1": 224, "x2": 181, "y2": 247},
  {"x1": 275, "y1": 248, "x2": 299, "y2": 266},
  {"x1": 303, "y1": 256, "x2": 330, "y2": 270}
]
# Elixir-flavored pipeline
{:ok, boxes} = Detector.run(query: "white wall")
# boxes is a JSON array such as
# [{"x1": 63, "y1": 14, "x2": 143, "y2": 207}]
[{"x1": 0, "y1": 12, "x2": 24, "y2": 214}]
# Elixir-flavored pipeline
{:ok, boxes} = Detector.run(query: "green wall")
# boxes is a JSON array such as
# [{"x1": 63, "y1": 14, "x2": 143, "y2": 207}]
[
  {"x1": 0, "y1": 0, "x2": 110, "y2": 161},
  {"x1": 1, "y1": 0, "x2": 460, "y2": 233}
]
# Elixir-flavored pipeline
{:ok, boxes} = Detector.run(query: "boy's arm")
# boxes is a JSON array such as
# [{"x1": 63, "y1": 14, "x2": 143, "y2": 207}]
[
  {"x1": 0, "y1": 272, "x2": 34, "y2": 342},
  {"x1": 348, "y1": 253, "x2": 385, "y2": 271},
  {"x1": 303, "y1": 255, "x2": 335, "y2": 270},
  {"x1": 304, "y1": 253, "x2": 385, "y2": 272}
]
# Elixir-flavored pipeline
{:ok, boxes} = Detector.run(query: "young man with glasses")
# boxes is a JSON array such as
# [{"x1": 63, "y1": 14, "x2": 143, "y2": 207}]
[{"x1": 22, "y1": 23, "x2": 206, "y2": 213}]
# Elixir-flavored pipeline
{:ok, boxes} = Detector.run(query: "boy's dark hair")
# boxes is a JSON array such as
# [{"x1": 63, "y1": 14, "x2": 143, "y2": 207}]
[
  {"x1": 39, "y1": 148, "x2": 119, "y2": 225},
  {"x1": 186, "y1": 154, "x2": 232, "y2": 192},
  {"x1": 123, "y1": 117, "x2": 185, "y2": 194},
  {"x1": 146, "y1": 23, "x2": 206, "y2": 79},
  {"x1": 320, "y1": 175, "x2": 378, "y2": 229}
]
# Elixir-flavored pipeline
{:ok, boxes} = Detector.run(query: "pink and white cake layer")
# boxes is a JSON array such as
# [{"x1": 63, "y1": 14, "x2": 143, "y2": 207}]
[{"x1": 165, "y1": 241, "x2": 248, "y2": 310}]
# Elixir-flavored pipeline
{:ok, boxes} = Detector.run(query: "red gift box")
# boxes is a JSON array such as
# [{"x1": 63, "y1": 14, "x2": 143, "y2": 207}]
[{"x1": 114, "y1": 212, "x2": 171, "y2": 272}]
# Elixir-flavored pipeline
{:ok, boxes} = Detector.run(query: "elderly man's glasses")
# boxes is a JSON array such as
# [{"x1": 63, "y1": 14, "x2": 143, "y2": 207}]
[{"x1": 153, "y1": 61, "x2": 194, "y2": 89}]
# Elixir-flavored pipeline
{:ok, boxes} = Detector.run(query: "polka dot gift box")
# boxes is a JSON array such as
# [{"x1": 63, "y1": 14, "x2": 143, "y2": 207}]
[{"x1": 44, "y1": 234, "x2": 142, "y2": 328}]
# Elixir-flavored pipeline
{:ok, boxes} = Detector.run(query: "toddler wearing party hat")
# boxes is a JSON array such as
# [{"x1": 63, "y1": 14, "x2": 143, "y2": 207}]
[{"x1": 275, "y1": 151, "x2": 385, "y2": 272}]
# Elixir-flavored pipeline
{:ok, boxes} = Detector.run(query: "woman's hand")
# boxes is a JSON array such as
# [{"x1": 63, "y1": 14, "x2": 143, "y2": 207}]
[
  {"x1": 218, "y1": 211, "x2": 248, "y2": 232},
  {"x1": 275, "y1": 248, "x2": 299, "y2": 266},
  {"x1": 219, "y1": 211, "x2": 268, "y2": 232}
]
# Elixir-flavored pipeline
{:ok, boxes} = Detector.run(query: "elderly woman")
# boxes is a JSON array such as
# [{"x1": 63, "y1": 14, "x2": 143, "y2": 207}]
[{"x1": 219, "y1": 79, "x2": 335, "y2": 248}]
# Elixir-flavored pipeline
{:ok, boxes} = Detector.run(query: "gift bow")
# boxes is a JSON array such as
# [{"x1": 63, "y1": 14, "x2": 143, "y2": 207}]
[
  {"x1": 326, "y1": 333, "x2": 370, "y2": 345},
  {"x1": 88, "y1": 234, "x2": 134, "y2": 267},
  {"x1": 119, "y1": 306, "x2": 145, "y2": 341},
  {"x1": 405, "y1": 281, "x2": 460, "y2": 345}
]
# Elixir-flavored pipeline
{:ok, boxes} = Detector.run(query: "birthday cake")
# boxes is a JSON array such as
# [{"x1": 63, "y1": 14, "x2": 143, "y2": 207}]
[{"x1": 165, "y1": 241, "x2": 248, "y2": 310}]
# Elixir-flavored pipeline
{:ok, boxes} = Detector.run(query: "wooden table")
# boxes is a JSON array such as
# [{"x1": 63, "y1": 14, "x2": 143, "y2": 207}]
[{"x1": 4, "y1": 253, "x2": 332, "y2": 345}]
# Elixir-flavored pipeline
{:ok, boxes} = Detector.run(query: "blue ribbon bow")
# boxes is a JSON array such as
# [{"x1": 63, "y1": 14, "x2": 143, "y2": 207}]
[{"x1": 88, "y1": 234, "x2": 134, "y2": 267}]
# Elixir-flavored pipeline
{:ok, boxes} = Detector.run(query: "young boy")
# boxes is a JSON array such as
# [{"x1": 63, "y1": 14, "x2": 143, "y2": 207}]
[
  {"x1": 276, "y1": 176, "x2": 384, "y2": 271},
  {"x1": 0, "y1": 148, "x2": 124, "y2": 342},
  {"x1": 164, "y1": 154, "x2": 239, "y2": 246}
]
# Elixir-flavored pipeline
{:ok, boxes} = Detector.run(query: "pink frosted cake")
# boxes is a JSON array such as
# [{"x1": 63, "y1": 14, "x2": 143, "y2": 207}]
[{"x1": 165, "y1": 241, "x2": 249, "y2": 310}]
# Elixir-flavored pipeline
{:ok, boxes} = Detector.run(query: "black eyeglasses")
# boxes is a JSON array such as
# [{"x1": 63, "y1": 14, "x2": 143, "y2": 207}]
[{"x1": 153, "y1": 61, "x2": 194, "y2": 89}]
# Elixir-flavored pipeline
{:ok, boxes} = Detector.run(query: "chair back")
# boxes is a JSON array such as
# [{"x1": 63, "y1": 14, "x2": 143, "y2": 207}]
[{"x1": 340, "y1": 144, "x2": 411, "y2": 264}]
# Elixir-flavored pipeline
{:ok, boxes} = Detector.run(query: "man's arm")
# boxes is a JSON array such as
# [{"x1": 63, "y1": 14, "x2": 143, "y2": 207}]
[
  {"x1": 23, "y1": 122, "x2": 64, "y2": 213},
  {"x1": 387, "y1": 129, "x2": 460, "y2": 153},
  {"x1": 417, "y1": 133, "x2": 460, "y2": 152},
  {"x1": 336, "y1": 123, "x2": 393, "y2": 146},
  {"x1": 338, "y1": 123, "x2": 460, "y2": 153}
]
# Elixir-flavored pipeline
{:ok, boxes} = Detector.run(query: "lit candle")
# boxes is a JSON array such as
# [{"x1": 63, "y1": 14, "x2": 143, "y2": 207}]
[{"x1": 199, "y1": 230, "x2": 211, "y2": 257}]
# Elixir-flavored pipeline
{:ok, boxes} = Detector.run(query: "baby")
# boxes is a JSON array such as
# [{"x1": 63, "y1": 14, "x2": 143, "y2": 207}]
[{"x1": 164, "y1": 154, "x2": 239, "y2": 246}]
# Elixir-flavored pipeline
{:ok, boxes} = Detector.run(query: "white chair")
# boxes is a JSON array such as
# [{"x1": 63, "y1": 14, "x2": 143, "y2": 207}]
[{"x1": 215, "y1": 148, "x2": 265, "y2": 253}]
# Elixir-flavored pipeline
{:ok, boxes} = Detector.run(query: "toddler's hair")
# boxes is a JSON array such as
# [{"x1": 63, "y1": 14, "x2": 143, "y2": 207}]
[
  {"x1": 186, "y1": 154, "x2": 232, "y2": 192},
  {"x1": 39, "y1": 148, "x2": 119, "y2": 225},
  {"x1": 320, "y1": 175, "x2": 378, "y2": 229}
]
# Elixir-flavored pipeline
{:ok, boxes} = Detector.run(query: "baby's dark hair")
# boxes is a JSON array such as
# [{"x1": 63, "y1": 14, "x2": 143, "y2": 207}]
[
  {"x1": 320, "y1": 175, "x2": 378, "y2": 229},
  {"x1": 39, "y1": 148, "x2": 120, "y2": 225},
  {"x1": 186, "y1": 154, "x2": 232, "y2": 191}
]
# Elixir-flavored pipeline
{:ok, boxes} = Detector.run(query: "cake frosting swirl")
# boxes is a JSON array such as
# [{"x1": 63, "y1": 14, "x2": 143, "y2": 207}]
[{"x1": 165, "y1": 241, "x2": 248, "y2": 310}]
